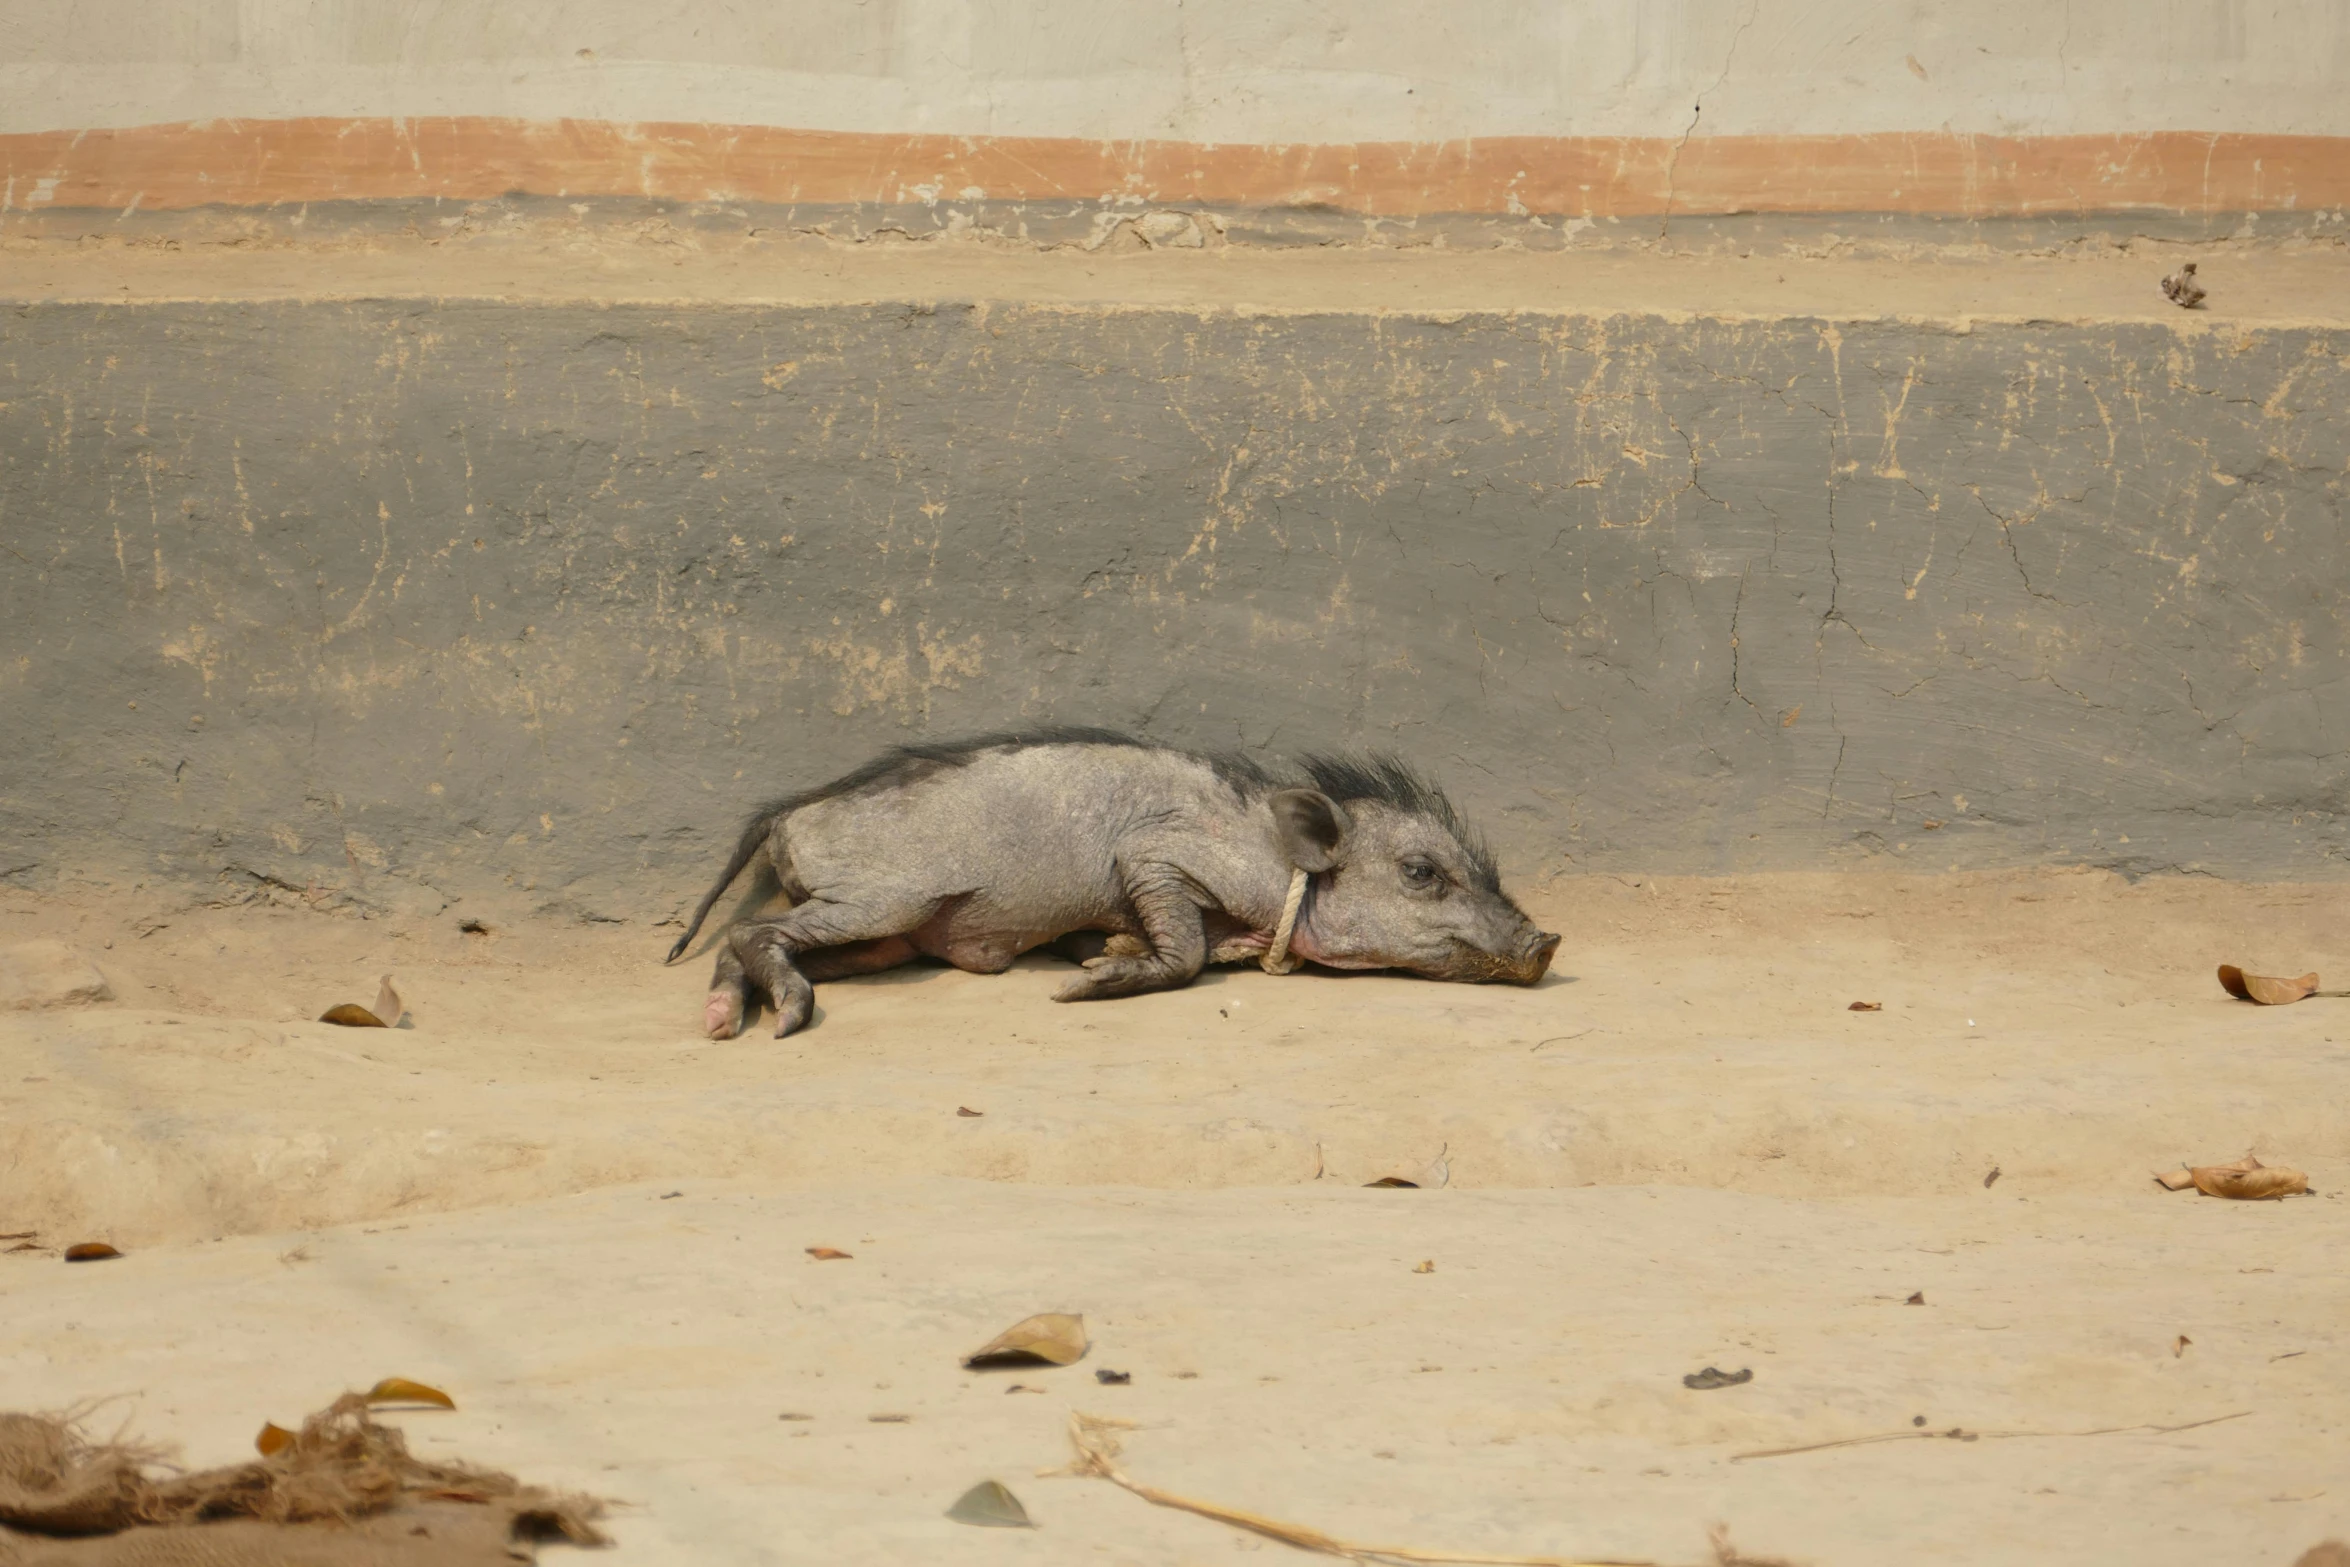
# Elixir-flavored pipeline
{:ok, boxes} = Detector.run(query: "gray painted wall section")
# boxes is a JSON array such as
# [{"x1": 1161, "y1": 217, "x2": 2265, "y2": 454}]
[{"x1": 2, "y1": 301, "x2": 2345, "y2": 917}]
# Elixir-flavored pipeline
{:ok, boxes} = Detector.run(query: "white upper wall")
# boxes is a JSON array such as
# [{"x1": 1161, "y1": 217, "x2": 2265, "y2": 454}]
[{"x1": 4, "y1": 0, "x2": 2344, "y2": 140}]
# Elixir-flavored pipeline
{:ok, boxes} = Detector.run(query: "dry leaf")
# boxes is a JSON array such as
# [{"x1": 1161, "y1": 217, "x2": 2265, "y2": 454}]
[
  {"x1": 254, "y1": 1422, "x2": 294, "y2": 1457},
  {"x1": 1413, "y1": 1260, "x2": 1435, "y2": 1274},
  {"x1": 957, "y1": 1106, "x2": 984, "y2": 1117},
  {"x1": 1905, "y1": 1292, "x2": 1925, "y2": 1305},
  {"x1": 1684, "y1": 1366, "x2": 1753, "y2": 1390},
  {"x1": 318, "y1": 1003, "x2": 387, "y2": 1028},
  {"x1": 1984, "y1": 1167, "x2": 2001, "y2": 1188},
  {"x1": 2174, "y1": 1335, "x2": 2192, "y2": 1358},
  {"x1": 371, "y1": 975, "x2": 405, "y2": 1027},
  {"x1": 966, "y1": 1312, "x2": 1089, "y2": 1369},
  {"x1": 364, "y1": 1377, "x2": 456, "y2": 1410},
  {"x1": 2217, "y1": 965, "x2": 2319, "y2": 1005},
  {"x1": 1005, "y1": 1383, "x2": 1046, "y2": 1395},
  {"x1": 946, "y1": 1479, "x2": 1033, "y2": 1528},
  {"x1": 2193, "y1": 1162, "x2": 2308, "y2": 1200},
  {"x1": 1848, "y1": 1001, "x2": 1883, "y2": 1012},
  {"x1": 805, "y1": 1246, "x2": 852, "y2": 1261},
  {"x1": 63, "y1": 1242, "x2": 121, "y2": 1262},
  {"x1": 868, "y1": 1413, "x2": 911, "y2": 1423},
  {"x1": 2158, "y1": 1154, "x2": 2311, "y2": 1199},
  {"x1": 1364, "y1": 1177, "x2": 1419, "y2": 1189},
  {"x1": 1094, "y1": 1369, "x2": 1131, "y2": 1385}
]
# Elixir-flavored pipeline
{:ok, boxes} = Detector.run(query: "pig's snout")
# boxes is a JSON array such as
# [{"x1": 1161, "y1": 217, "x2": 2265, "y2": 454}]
[
  {"x1": 1512, "y1": 928, "x2": 1562, "y2": 985},
  {"x1": 1449, "y1": 924, "x2": 1559, "y2": 985}
]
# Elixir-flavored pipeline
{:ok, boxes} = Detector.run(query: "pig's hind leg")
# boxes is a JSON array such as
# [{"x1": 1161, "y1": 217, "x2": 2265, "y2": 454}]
[
  {"x1": 703, "y1": 932, "x2": 920, "y2": 1040},
  {"x1": 722, "y1": 893, "x2": 941, "y2": 1038},
  {"x1": 1053, "y1": 862, "x2": 1208, "y2": 1003}
]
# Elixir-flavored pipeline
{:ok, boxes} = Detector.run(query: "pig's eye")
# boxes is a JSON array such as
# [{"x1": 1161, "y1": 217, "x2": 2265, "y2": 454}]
[{"x1": 1400, "y1": 858, "x2": 1443, "y2": 891}]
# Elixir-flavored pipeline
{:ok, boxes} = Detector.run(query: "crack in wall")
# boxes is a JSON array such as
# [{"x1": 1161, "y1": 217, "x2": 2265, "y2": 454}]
[{"x1": 1658, "y1": 0, "x2": 1763, "y2": 240}]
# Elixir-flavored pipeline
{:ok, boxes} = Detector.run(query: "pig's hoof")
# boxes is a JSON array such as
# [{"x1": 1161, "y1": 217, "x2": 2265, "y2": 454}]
[
  {"x1": 704, "y1": 991, "x2": 744, "y2": 1039},
  {"x1": 771, "y1": 989, "x2": 815, "y2": 1038},
  {"x1": 1054, "y1": 958, "x2": 1162, "y2": 1002}
]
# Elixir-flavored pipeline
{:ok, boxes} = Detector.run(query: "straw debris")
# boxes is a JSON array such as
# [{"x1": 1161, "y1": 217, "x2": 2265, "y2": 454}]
[{"x1": 0, "y1": 1393, "x2": 603, "y2": 1565}]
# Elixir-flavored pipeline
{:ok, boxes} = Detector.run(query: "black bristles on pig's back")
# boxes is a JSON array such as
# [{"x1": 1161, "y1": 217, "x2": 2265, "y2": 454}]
[{"x1": 776, "y1": 728, "x2": 1276, "y2": 813}]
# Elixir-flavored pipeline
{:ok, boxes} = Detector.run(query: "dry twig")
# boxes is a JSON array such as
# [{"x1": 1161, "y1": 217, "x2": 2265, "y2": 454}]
[
  {"x1": 1054, "y1": 1412, "x2": 1658, "y2": 1567},
  {"x1": 1732, "y1": 1409, "x2": 2250, "y2": 1462}
]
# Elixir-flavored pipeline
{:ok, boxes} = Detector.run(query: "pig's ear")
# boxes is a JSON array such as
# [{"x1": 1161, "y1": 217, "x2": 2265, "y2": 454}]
[{"x1": 1269, "y1": 789, "x2": 1352, "y2": 872}]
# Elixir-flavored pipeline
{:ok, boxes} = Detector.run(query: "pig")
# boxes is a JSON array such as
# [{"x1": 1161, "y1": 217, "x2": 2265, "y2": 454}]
[{"x1": 666, "y1": 728, "x2": 1560, "y2": 1038}]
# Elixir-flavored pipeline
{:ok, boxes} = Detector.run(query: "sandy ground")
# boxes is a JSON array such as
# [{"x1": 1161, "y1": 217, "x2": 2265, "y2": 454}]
[
  {"x1": 2, "y1": 227, "x2": 2347, "y2": 328},
  {"x1": 3, "y1": 870, "x2": 2347, "y2": 1565}
]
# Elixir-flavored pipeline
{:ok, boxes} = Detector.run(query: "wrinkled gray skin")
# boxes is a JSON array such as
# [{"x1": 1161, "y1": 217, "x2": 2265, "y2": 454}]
[{"x1": 666, "y1": 730, "x2": 1561, "y2": 1038}]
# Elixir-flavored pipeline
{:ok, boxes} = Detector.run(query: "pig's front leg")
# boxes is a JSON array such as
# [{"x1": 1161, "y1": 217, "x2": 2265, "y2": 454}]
[{"x1": 1053, "y1": 861, "x2": 1207, "y2": 1002}]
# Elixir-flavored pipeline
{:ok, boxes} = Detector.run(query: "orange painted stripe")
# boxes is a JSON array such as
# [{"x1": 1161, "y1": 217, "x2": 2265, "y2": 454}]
[{"x1": 4, "y1": 119, "x2": 2346, "y2": 218}]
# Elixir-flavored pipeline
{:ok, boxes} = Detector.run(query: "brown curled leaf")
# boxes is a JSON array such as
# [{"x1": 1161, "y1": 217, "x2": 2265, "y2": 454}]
[
  {"x1": 319, "y1": 1003, "x2": 387, "y2": 1028},
  {"x1": 956, "y1": 1106, "x2": 984, "y2": 1117},
  {"x1": 364, "y1": 1377, "x2": 456, "y2": 1409},
  {"x1": 1848, "y1": 1001, "x2": 1883, "y2": 1011},
  {"x1": 965, "y1": 1312, "x2": 1088, "y2": 1369},
  {"x1": 2162, "y1": 1153, "x2": 2261, "y2": 1191},
  {"x1": 254, "y1": 1422, "x2": 294, "y2": 1457},
  {"x1": 2193, "y1": 1162, "x2": 2308, "y2": 1200},
  {"x1": 1364, "y1": 1177, "x2": 1420, "y2": 1188},
  {"x1": 2217, "y1": 965, "x2": 2318, "y2": 1005},
  {"x1": 806, "y1": 1246, "x2": 852, "y2": 1261},
  {"x1": 63, "y1": 1242, "x2": 121, "y2": 1262}
]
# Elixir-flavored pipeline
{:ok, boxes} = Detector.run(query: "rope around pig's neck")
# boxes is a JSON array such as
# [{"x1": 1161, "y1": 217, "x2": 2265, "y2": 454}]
[{"x1": 1262, "y1": 868, "x2": 1309, "y2": 975}]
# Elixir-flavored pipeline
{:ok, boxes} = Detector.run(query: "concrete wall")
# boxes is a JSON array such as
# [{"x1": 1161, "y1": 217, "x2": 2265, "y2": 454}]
[
  {"x1": 7, "y1": 0, "x2": 2348, "y2": 140},
  {"x1": 3, "y1": 298, "x2": 2344, "y2": 914},
  {"x1": 5, "y1": 1, "x2": 2348, "y2": 228}
]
